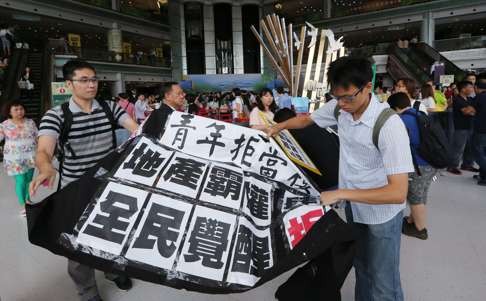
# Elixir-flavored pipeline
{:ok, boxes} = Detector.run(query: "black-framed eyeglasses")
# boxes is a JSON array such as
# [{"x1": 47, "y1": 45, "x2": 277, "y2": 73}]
[
  {"x1": 70, "y1": 77, "x2": 99, "y2": 84},
  {"x1": 330, "y1": 86, "x2": 364, "y2": 102}
]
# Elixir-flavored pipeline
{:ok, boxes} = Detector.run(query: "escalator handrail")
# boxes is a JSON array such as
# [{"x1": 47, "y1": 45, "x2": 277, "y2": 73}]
[
  {"x1": 389, "y1": 45, "x2": 430, "y2": 84},
  {"x1": 415, "y1": 42, "x2": 466, "y2": 81}
]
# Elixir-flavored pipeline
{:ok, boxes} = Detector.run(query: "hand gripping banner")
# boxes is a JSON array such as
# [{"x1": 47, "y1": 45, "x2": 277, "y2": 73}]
[{"x1": 26, "y1": 111, "x2": 354, "y2": 297}]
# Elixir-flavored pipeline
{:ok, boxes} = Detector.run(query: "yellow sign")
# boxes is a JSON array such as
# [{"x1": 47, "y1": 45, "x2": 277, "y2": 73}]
[
  {"x1": 155, "y1": 47, "x2": 163, "y2": 58},
  {"x1": 259, "y1": 111, "x2": 322, "y2": 176},
  {"x1": 67, "y1": 33, "x2": 81, "y2": 48},
  {"x1": 123, "y1": 42, "x2": 132, "y2": 55}
]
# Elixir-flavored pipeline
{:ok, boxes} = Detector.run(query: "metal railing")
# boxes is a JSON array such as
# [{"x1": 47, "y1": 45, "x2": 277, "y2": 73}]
[
  {"x1": 434, "y1": 36, "x2": 486, "y2": 52},
  {"x1": 47, "y1": 42, "x2": 170, "y2": 68}
]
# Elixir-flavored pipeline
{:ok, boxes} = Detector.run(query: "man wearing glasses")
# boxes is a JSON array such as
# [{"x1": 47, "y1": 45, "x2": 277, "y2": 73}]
[
  {"x1": 30, "y1": 60, "x2": 138, "y2": 301},
  {"x1": 266, "y1": 57, "x2": 414, "y2": 301}
]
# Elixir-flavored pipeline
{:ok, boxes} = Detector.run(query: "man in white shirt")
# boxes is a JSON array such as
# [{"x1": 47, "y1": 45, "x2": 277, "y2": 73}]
[
  {"x1": 134, "y1": 94, "x2": 150, "y2": 124},
  {"x1": 266, "y1": 57, "x2": 414, "y2": 301}
]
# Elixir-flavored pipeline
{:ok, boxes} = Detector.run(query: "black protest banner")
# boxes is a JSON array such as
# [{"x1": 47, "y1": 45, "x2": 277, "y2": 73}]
[{"x1": 27, "y1": 111, "x2": 354, "y2": 297}]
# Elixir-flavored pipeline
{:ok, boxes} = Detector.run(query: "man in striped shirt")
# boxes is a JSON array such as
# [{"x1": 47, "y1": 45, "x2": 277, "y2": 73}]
[
  {"x1": 266, "y1": 57, "x2": 414, "y2": 301},
  {"x1": 30, "y1": 60, "x2": 138, "y2": 301}
]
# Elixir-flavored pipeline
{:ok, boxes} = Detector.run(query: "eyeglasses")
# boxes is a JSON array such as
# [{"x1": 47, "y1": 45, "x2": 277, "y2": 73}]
[
  {"x1": 70, "y1": 77, "x2": 99, "y2": 85},
  {"x1": 330, "y1": 86, "x2": 364, "y2": 102}
]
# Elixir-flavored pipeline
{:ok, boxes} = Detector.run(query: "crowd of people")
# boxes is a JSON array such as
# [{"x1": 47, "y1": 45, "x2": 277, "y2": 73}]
[{"x1": 0, "y1": 57, "x2": 485, "y2": 301}]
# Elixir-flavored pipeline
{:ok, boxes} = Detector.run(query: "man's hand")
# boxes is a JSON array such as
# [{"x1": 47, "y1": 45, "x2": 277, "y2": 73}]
[
  {"x1": 263, "y1": 124, "x2": 283, "y2": 137},
  {"x1": 320, "y1": 190, "x2": 342, "y2": 206},
  {"x1": 29, "y1": 166, "x2": 57, "y2": 196}
]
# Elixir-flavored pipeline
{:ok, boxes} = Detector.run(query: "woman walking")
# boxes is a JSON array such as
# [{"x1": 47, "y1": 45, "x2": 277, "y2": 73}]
[{"x1": 0, "y1": 101, "x2": 37, "y2": 216}]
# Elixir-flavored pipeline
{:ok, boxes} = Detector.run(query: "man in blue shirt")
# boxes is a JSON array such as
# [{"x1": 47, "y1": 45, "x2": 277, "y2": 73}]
[
  {"x1": 388, "y1": 92, "x2": 437, "y2": 240},
  {"x1": 276, "y1": 87, "x2": 293, "y2": 110},
  {"x1": 472, "y1": 73, "x2": 486, "y2": 185}
]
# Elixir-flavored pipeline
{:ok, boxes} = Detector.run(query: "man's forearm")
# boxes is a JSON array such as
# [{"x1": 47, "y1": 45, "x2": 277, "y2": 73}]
[
  {"x1": 338, "y1": 182, "x2": 408, "y2": 205},
  {"x1": 36, "y1": 151, "x2": 54, "y2": 173},
  {"x1": 277, "y1": 115, "x2": 313, "y2": 131}
]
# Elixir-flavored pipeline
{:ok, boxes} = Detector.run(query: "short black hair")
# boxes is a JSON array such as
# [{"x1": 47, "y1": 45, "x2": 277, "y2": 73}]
[
  {"x1": 476, "y1": 73, "x2": 486, "y2": 89},
  {"x1": 465, "y1": 72, "x2": 476, "y2": 79},
  {"x1": 457, "y1": 80, "x2": 473, "y2": 92},
  {"x1": 62, "y1": 60, "x2": 96, "y2": 80},
  {"x1": 118, "y1": 92, "x2": 128, "y2": 99},
  {"x1": 276, "y1": 87, "x2": 284, "y2": 94},
  {"x1": 233, "y1": 88, "x2": 241, "y2": 97},
  {"x1": 387, "y1": 92, "x2": 411, "y2": 111},
  {"x1": 2, "y1": 100, "x2": 25, "y2": 118},
  {"x1": 273, "y1": 108, "x2": 296, "y2": 123},
  {"x1": 327, "y1": 56, "x2": 372, "y2": 90},
  {"x1": 161, "y1": 81, "x2": 179, "y2": 97}
]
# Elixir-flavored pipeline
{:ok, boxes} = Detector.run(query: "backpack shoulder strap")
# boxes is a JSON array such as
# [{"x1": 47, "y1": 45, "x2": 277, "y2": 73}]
[
  {"x1": 372, "y1": 108, "x2": 396, "y2": 149},
  {"x1": 333, "y1": 103, "x2": 340, "y2": 120},
  {"x1": 59, "y1": 102, "x2": 73, "y2": 152},
  {"x1": 98, "y1": 99, "x2": 118, "y2": 148},
  {"x1": 413, "y1": 100, "x2": 421, "y2": 111}
]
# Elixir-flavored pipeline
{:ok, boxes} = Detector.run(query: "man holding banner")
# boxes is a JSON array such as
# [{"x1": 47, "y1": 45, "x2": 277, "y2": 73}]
[
  {"x1": 266, "y1": 56, "x2": 414, "y2": 301},
  {"x1": 30, "y1": 60, "x2": 138, "y2": 301}
]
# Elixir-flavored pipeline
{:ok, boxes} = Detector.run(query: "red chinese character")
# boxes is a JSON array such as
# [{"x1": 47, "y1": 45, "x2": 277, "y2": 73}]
[{"x1": 287, "y1": 208, "x2": 324, "y2": 248}]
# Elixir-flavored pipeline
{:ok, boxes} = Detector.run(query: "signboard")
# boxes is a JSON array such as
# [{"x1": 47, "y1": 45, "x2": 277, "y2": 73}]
[
  {"x1": 440, "y1": 75, "x2": 454, "y2": 87},
  {"x1": 258, "y1": 111, "x2": 322, "y2": 176},
  {"x1": 107, "y1": 28, "x2": 122, "y2": 53},
  {"x1": 67, "y1": 33, "x2": 81, "y2": 48},
  {"x1": 51, "y1": 82, "x2": 72, "y2": 107}
]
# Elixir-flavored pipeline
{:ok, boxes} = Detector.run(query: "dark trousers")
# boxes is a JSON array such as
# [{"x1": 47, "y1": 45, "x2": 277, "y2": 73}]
[{"x1": 473, "y1": 133, "x2": 486, "y2": 179}]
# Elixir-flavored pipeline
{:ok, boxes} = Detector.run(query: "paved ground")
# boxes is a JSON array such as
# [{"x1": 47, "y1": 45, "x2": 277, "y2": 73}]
[{"x1": 1, "y1": 168, "x2": 485, "y2": 301}]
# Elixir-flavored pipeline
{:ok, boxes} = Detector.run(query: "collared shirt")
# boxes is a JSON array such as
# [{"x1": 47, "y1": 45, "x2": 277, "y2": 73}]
[
  {"x1": 278, "y1": 93, "x2": 292, "y2": 109},
  {"x1": 310, "y1": 95, "x2": 414, "y2": 224},
  {"x1": 134, "y1": 99, "x2": 149, "y2": 120},
  {"x1": 38, "y1": 98, "x2": 128, "y2": 187}
]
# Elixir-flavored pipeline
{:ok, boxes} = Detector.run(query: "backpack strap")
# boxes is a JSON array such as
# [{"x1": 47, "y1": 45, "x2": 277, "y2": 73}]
[
  {"x1": 413, "y1": 100, "x2": 421, "y2": 112},
  {"x1": 59, "y1": 102, "x2": 75, "y2": 158},
  {"x1": 98, "y1": 99, "x2": 118, "y2": 149},
  {"x1": 372, "y1": 108, "x2": 396, "y2": 149},
  {"x1": 333, "y1": 103, "x2": 340, "y2": 120}
]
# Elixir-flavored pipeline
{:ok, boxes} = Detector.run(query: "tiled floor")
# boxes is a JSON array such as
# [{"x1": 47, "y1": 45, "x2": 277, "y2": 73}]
[{"x1": 1, "y1": 169, "x2": 485, "y2": 301}]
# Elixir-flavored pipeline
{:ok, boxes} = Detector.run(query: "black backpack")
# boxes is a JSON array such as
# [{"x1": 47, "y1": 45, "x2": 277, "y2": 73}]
[
  {"x1": 403, "y1": 101, "x2": 449, "y2": 170},
  {"x1": 57, "y1": 99, "x2": 117, "y2": 186}
]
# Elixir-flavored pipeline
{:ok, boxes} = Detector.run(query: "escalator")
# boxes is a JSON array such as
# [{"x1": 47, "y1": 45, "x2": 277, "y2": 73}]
[
  {"x1": 0, "y1": 48, "x2": 29, "y2": 104},
  {"x1": 0, "y1": 48, "x2": 45, "y2": 122},
  {"x1": 386, "y1": 42, "x2": 466, "y2": 85},
  {"x1": 387, "y1": 45, "x2": 430, "y2": 84},
  {"x1": 412, "y1": 42, "x2": 466, "y2": 82}
]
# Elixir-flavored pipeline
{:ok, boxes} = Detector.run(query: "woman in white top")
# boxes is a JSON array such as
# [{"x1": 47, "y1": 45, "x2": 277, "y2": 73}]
[
  {"x1": 419, "y1": 83, "x2": 437, "y2": 113},
  {"x1": 395, "y1": 78, "x2": 428, "y2": 115},
  {"x1": 249, "y1": 88, "x2": 278, "y2": 130}
]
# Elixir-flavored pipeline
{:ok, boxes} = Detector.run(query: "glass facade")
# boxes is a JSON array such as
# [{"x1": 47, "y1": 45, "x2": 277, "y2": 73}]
[
  {"x1": 184, "y1": 2, "x2": 205, "y2": 74},
  {"x1": 331, "y1": 0, "x2": 434, "y2": 18},
  {"x1": 242, "y1": 4, "x2": 261, "y2": 73},
  {"x1": 214, "y1": 3, "x2": 233, "y2": 74},
  {"x1": 120, "y1": 0, "x2": 169, "y2": 24}
]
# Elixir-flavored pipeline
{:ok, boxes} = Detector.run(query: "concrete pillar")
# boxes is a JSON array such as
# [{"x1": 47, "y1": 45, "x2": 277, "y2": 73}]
[
  {"x1": 232, "y1": 4, "x2": 244, "y2": 74},
  {"x1": 324, "y1": 0, "x2": 332, "y2": 18},
  {"x1": 111, "y1": 73, "x2": 125, "y2": 96},
  {"x1": 261, "y1": 3, "x2": 276, "y2": 78},
  {"x1": 169, "y1": 0, "x2": 184, "y2": 80},
  {"x1": 111, "y1": 0, "x2": 119, "y2": 10},
  {"x1": 204, "y1": 4, "x2": 216, "y2": 74},
  {"x1": 421, "y1": 11, "x2": 435, "y2": 47}
]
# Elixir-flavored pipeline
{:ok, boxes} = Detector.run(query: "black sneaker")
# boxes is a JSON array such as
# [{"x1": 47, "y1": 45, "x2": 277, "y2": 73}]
[
  {"x1": 113, "y1": 275, "x2": 133, "y2": 291},
  {"x1": 478, "y1": 179, "x2": 486, "y2": 186},
  {"x1": 473, "y1": 174, "x2": 480, "y2": 180},
  {"x1": 461, "y1": 166, "x2": 480, "y2": 172},
  {"x1": 402, "y1": 221, "x2": 428, "y2": 240},
  {"x1": 447, "y1": 167, "x2": 462, "y2": 175}
]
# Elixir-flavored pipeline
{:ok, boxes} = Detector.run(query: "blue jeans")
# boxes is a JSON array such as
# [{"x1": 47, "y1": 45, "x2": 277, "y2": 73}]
[
  {"x1": 115, "y1": 128, "x2": 131, "y2": 147},
  {"x1": 346, "y1": 204, "x2": 404, "y2": 301},
  {"x1": 449, "y1": 129, "x2": 474, "y2": 168},
  {"x1": 473, "y1": 133, "x2": 486, "y2": 179}
]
